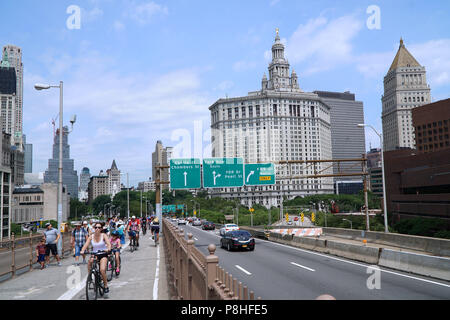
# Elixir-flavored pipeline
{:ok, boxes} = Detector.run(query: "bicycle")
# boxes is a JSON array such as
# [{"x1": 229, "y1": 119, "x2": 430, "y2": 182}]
[
  {"x1": 142, "y1": 224, "x2": 147, "y2": 236},
  {"x1": 86, "y1": 251, "x2": 109, "y2": 300},
  {"x1": 110, "y1": 248, "x2": 121, "y2": 277},
  {"x1": 128, "y1": 230, "x2": 138, "y2": 252}
]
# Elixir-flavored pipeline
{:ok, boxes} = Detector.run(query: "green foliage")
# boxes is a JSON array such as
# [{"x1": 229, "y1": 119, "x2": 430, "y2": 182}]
[
  {"x1": 393, "y1": 217, "x2": 450, "y2": 239},
  {"x1": 92, "y1": 195, "x2": 112, "y2": 214},
  {"x1": 70, "y1": 198, "x2": 90, "y2": 219}
]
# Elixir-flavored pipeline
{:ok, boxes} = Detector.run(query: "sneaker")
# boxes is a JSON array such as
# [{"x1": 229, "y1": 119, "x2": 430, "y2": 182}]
[
  {"x1": 116, "y1": 268, "x2": 120, "y2": 273},
  {"x1": 104, "y1": 287, "x2": 109, "y2": 294}
]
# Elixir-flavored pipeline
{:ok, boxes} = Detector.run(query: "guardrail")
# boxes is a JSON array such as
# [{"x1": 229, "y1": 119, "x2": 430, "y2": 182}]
[
  {"x1": 163, "y1": 218, "x2": 260, "y2": 300},
  {"x1": 0, "y1": 231, "x2": 73, "y2": 281}
]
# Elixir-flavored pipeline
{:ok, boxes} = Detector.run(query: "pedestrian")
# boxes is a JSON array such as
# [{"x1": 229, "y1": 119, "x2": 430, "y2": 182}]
[
  {"x1": 71, "y1": 222, "x2": 89, "y2": 266},
  {"x1": 43, "y1": 223, "x2": 62, "y2": 267},
  {"x1": 116, "y1": 220, "x2": 126, "y2": 245},
  {"x1": 36, "y1": 238, "x2": 46, "y2": 270}
]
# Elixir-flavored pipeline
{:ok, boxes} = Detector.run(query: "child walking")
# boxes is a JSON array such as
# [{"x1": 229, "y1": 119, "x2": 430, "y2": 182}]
[{"x1": 36, "y1": 239, "x2": 46, "y2": 269}]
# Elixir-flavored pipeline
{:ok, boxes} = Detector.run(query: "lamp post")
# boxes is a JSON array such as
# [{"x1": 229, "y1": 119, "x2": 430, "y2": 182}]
[
  {"x1": 342, "y1": 219, "x2": 353, "y2": 230},
  {"x1": 120, "y1": 173, "x2": 130, "y2": 220},
  {"x1": 358, "y1": 124, "x2": 389, "y2": 233},
  {"x1": 35, "y1": 82, "x2": 76, "y2": 256}
]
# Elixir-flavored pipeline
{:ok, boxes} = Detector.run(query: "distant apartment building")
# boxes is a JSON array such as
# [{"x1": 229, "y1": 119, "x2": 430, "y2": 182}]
[
  {"x1": 12, "y1": 183, "x2": 70, "y2": 225},
  {"x1": 152, "y1": 141, "x2": 172, "y2": 190},
  {"x1": 138, "y1": 178, "x2": 156, "y2": 192},
  {"x1": 87, "y1": 172, "x2": 108, "y2": 204},
  {"x1": 79, "y1": 167, "x2": 90, "y2": 202},
  {"x1": 209, "y1": 30, "x2": 333, "y2": 208},
  {"x1": 382, "y1": 39, "x2": 431, "y2": 151}
]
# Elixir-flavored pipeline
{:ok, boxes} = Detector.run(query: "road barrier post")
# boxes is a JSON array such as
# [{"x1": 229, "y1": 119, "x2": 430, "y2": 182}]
[
  {"x1": 29, "y1": 232, "x2": 33, "y2": 271},
  {"x1": 11, "y1": 233, "x2": 15, "y2": 278}
]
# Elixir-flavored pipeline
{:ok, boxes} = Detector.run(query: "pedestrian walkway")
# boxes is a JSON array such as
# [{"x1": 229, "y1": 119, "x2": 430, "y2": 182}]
[{"x1": 0, "y1": 232, "x2": 169, "y2": 300}]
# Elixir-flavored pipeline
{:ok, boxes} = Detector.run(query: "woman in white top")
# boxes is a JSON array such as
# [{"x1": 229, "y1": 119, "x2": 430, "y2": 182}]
[{"x1": 81, "y1": 222, "x2": 112, "y2": 293}]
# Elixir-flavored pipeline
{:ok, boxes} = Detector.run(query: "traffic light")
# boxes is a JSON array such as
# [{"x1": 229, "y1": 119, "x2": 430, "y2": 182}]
[{"x1": 311, "y1": 212, "x2": 315, "y2": 223}]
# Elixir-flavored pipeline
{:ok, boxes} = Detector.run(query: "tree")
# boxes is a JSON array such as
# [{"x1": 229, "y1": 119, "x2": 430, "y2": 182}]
[
  {"x1": 92, "y1": 195, "x2": 112, "y2": 215},
  {"x1": 70, "y1": 198, "x2": 89, "y2": 219}
]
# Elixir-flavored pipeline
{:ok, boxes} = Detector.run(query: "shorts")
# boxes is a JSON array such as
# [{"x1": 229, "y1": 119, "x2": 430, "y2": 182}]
[
  {"x1": 45, "y1": 243, "x2": 58, "y2": 256},
  {"x1": 128, "y1": 230, "x2": 136, "y2": 238},
  {"x1": 151, "y1": 226, "x2": 160, "y2": 233},
  {"x1": 38, "y1": 254, "x2": 46, "y2": 262},
  {"x1": 93, "y1": 252, "x2": 108, "y2": 262},
  {"x1": 74, "y1": 244, "x2": 85, "y2": 257}
]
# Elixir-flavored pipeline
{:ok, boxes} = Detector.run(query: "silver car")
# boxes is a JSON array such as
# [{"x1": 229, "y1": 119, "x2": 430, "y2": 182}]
[{"x1": 192, "y1": 219, "x2": 202, "y2": 226}]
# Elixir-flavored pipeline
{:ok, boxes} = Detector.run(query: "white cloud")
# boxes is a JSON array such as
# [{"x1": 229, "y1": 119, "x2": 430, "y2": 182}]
[
  {"x1": 113, "y1": 20, "x2": 125, "y2": 31},
  {"x1": 286, "y1": 15, "x2": 363, "y2": 75},
  {"x1": 233, "y1": 60, "x2": 258, "y2": 72},
  {"x1": 127, "y1": 1, "x2": 168, "y2": 25}
]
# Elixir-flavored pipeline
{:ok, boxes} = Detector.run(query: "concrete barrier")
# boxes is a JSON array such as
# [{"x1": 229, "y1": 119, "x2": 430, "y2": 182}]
[
  {"x1": 379, "y1": 249, "x2": 450, "y2": 281},
  {"x1": 325, "y1": 240, "x2": 381, "y2": 265},
  {"x1": 292, "y1": 236, "x2": 327, "y2": 253},
  {"x1": 322, "y1": 227, "x2": 450, "y2": 257}
]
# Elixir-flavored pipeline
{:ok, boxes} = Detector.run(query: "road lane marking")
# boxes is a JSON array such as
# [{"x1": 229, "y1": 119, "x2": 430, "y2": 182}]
[
  {"x1": 291, "y1": 262, "x2": 315, "y2": 272},
  {"x1": 257, "y1": 239, "x2": 450, "y2": 288},
  {"x1": 194, "y1": 237, "x2": 198, "y2": 241},
  {"x1": 57, "y1": 242, "x2": 129, "y2": 300},
  {"x1": 235, "y1": 265, "x2": 252, "y2": 275},
  {"x1": 153, "y1": 243, "x2": 160, "y2": 300}
]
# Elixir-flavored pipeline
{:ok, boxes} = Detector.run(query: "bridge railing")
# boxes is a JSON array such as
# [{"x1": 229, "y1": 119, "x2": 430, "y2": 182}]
[
  {"x1": 163, "y1": 218, "x2": 260, "y2": 300},
  {"x1": 0, "y1": 231, "x2": 73, "y2": 281}
]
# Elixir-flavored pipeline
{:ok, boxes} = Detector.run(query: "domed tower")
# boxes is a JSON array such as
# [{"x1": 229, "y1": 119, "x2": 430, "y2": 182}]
[{"x1": 268, "y1": 29, "x2": 291, "y2": 90}]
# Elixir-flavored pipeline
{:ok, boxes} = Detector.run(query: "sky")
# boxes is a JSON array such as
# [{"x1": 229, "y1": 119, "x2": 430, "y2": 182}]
[{"x1": 1, "y1": 0, "x2": 449, "y2": 187}]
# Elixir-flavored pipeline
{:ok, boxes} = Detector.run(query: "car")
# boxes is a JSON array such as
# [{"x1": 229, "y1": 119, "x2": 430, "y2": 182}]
[
  {"x1": 178, "y1": 218, "x2": 187, "y2": 225},
  {"x1": 287, "y1": 221, "x2": 293, "y2": 225},
  {"x1": 187, "y1": 217, "x2": 194, "y2": 223},
  {"x1": 219, "y1": 224, "x2": 240, "y2": 236},
  {"x1": 202, "y1": 221, "x2": 215, "y2": 230},
  {"x1": 294, "y1": 217, "x2": 299, "y2": 221},
  {"x1": 220, "y1": 230, "x2": 255, "y2": 251},
  {"x1": 192, "y1": 219, "x2": 202, "y2": 226}
]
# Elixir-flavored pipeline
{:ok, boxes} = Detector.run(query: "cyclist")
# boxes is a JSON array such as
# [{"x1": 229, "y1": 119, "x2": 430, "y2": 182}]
[
  {"x1": 151, "y1": 217, "x2": 160, "y2": 243},
  {"x1": 141, "y1": 216, "x2": 147, "y2": 235},
  {"x1": 109, "y1": 230, "x2": 122, "y2": 275},
  {"x1": 126, "y1": 216, "x2": 141, "y2": 247},
  {"x1": 116, "y1": 220, "x2": 126, "y2": 245},
  {"x1": 80, "y1": 222, "x2": 112, "y2": 294}
]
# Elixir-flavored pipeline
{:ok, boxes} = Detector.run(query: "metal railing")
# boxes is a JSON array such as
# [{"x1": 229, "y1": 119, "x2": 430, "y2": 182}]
[
  {"x1": 163, "y1": 218, "x2": 260, "y2": 300},
  {"x1": 0, "y1": 231, "x2": 73, "y2": 281}
]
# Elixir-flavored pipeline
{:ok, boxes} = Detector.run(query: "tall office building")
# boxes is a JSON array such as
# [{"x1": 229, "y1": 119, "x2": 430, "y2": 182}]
[
  {"x1": 209, "y1": 30, "x2": 333, "y2": 208},
  {"x1": 44, "y1": 126, "x2": 78, "y2": 199},
  {"x1": 0, "y1": 54, "x2": 17, "y2": 136},
  {"x1": 87, "y1": 172, "x2": 108, "y2": 204},
  {"x1": 313, "y1": 91, "x2": 366, "y2": 180},
  {"x1": 152, "y1": 141, "x2": 172, "y2": 190},
  {"x1": 0, "y1": 132, "x2": 12, "y2": 240},
  {"x1": 23, "y1": 134, "x2": 32, "y2": 173},
  {"x1": 382, "y1": 39, "x2": 431, "y2": 151},
  {"x1": 2, "y1": 45, "x2": 23, "y2": 150},
  {"x1": 79, "y1": 167, "x2": 90, "y2": 202}
]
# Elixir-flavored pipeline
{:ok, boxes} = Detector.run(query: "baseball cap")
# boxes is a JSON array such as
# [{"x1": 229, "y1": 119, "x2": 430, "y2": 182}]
[
  {"x1": 45, "y1": 223, "x2": 51, "y2": 227},
  {"x1": 132, "y1": 216, "x2": 136, "y2": 219},
  {"x1": 83, "y1": 221, "x2": 88, "y2": 225}
]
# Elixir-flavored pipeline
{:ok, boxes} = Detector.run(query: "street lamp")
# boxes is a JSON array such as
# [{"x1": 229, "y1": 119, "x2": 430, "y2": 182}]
[
  {"x1": 119, "y1": 173, "x2": 130, "y2": 220},
  {"x1": 35, "y1": 81, "x2": 76, "y2": 256},
  {"x1": 342, "y1": 219, "x2": 353, "y2": 230},
  {"x1": 358, "y1": 124, "x2": 389, "y2": 233}
]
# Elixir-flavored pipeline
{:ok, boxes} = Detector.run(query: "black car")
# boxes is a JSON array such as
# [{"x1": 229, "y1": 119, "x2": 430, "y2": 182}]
[
  {"x1": 220, "y1": 230, "x2": 255, "y2": 251},
  {"x1": 202, "y1": 221, "x2": 215, "y2": 230}
]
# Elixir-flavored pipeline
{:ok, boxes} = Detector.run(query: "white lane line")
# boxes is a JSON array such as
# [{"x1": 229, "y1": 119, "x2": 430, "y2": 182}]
[
  {"x1": 153, "y1": 243, "x2": 160, "y2": 300},
  {"x1": 194, "y1": 237, "x2": 199, "y2": 241},
  {"x1": 57, "y1": 242, "x2": 129, "y2": 300},
  {"x1": 258, "y1": 239, "x2": 450, "y2": 288},
  {"x1": 235, "y1": 265, "x2": 252, "y2": 275},
  {"x1": 291, "y1": 262, "x2": 315, "y2": 272}
]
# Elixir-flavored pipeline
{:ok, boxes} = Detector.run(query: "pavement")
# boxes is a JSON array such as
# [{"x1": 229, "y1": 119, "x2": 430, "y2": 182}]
[{"x1": 0, "y1": 232, "x2": 170, "y2": 300}]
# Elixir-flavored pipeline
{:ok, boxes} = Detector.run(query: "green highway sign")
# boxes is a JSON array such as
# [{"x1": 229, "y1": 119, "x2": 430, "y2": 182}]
[
  {"x1": 203, "y1": 158, "x2": 244, "y2": 188},
  {"x1": 244, "y1": 163, "x2": 276, "y2": 186},
  {"x1": 170, "y1": 159, "x2": 201, "y2": 190}
]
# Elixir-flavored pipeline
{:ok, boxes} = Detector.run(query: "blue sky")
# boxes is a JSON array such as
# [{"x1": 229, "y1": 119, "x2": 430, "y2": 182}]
[{"x1": 1, "y1": 0, "x2": 449, "y2": 187}]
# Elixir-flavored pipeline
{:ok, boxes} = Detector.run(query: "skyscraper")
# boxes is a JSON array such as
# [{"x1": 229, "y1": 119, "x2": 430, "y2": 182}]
[
  {"x1": 44, "y1": 126, "x2": 78, "y2": 199},
  {"x1": 107, "y1": 160, "x2": 121, "y2": 197},
  {"x1": 152, "y1": 141, "x2": 172, "y2": 190},
  {"x1": 79, "y1": 167, "x2": 90, "y2": 202},
  {"x1": 23, "y1": 134, "x2": 32, "y2": 173},
  {"x1": 382, "y1": 39, "x2": 431, "y2": 151},
  {"x1": 0, "y1": 54, "x2": 17, "y2": 136},
  {"x1": 209, "y1": 30, "x2": 333, "y2": 208},
  {"x1": 2, "y1": 45, "x2": 23, "y2": 142},
  {"x1": 313, "y1": 91, "x2": 366, "y2": 182}
]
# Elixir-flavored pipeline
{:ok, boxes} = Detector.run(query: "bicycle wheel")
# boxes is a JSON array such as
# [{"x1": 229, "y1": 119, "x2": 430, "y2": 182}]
[
  {"x1": 107, "y1": 255, "x2": 114, "y2": 282},
  {"x1": 97, "y1": 273, "x2": 105, "y2": 297},
  {"x1": 115, "y1": 255, "x2": 121, "y2": 276},
  {"x1": 86, "y1": 270, "x2": 97, "y2": 300}
]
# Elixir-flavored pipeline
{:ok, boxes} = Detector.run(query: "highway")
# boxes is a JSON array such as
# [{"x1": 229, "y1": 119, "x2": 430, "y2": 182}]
[{"x1": 174, "y1": 221, "x2": 450, "y2": 300}]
